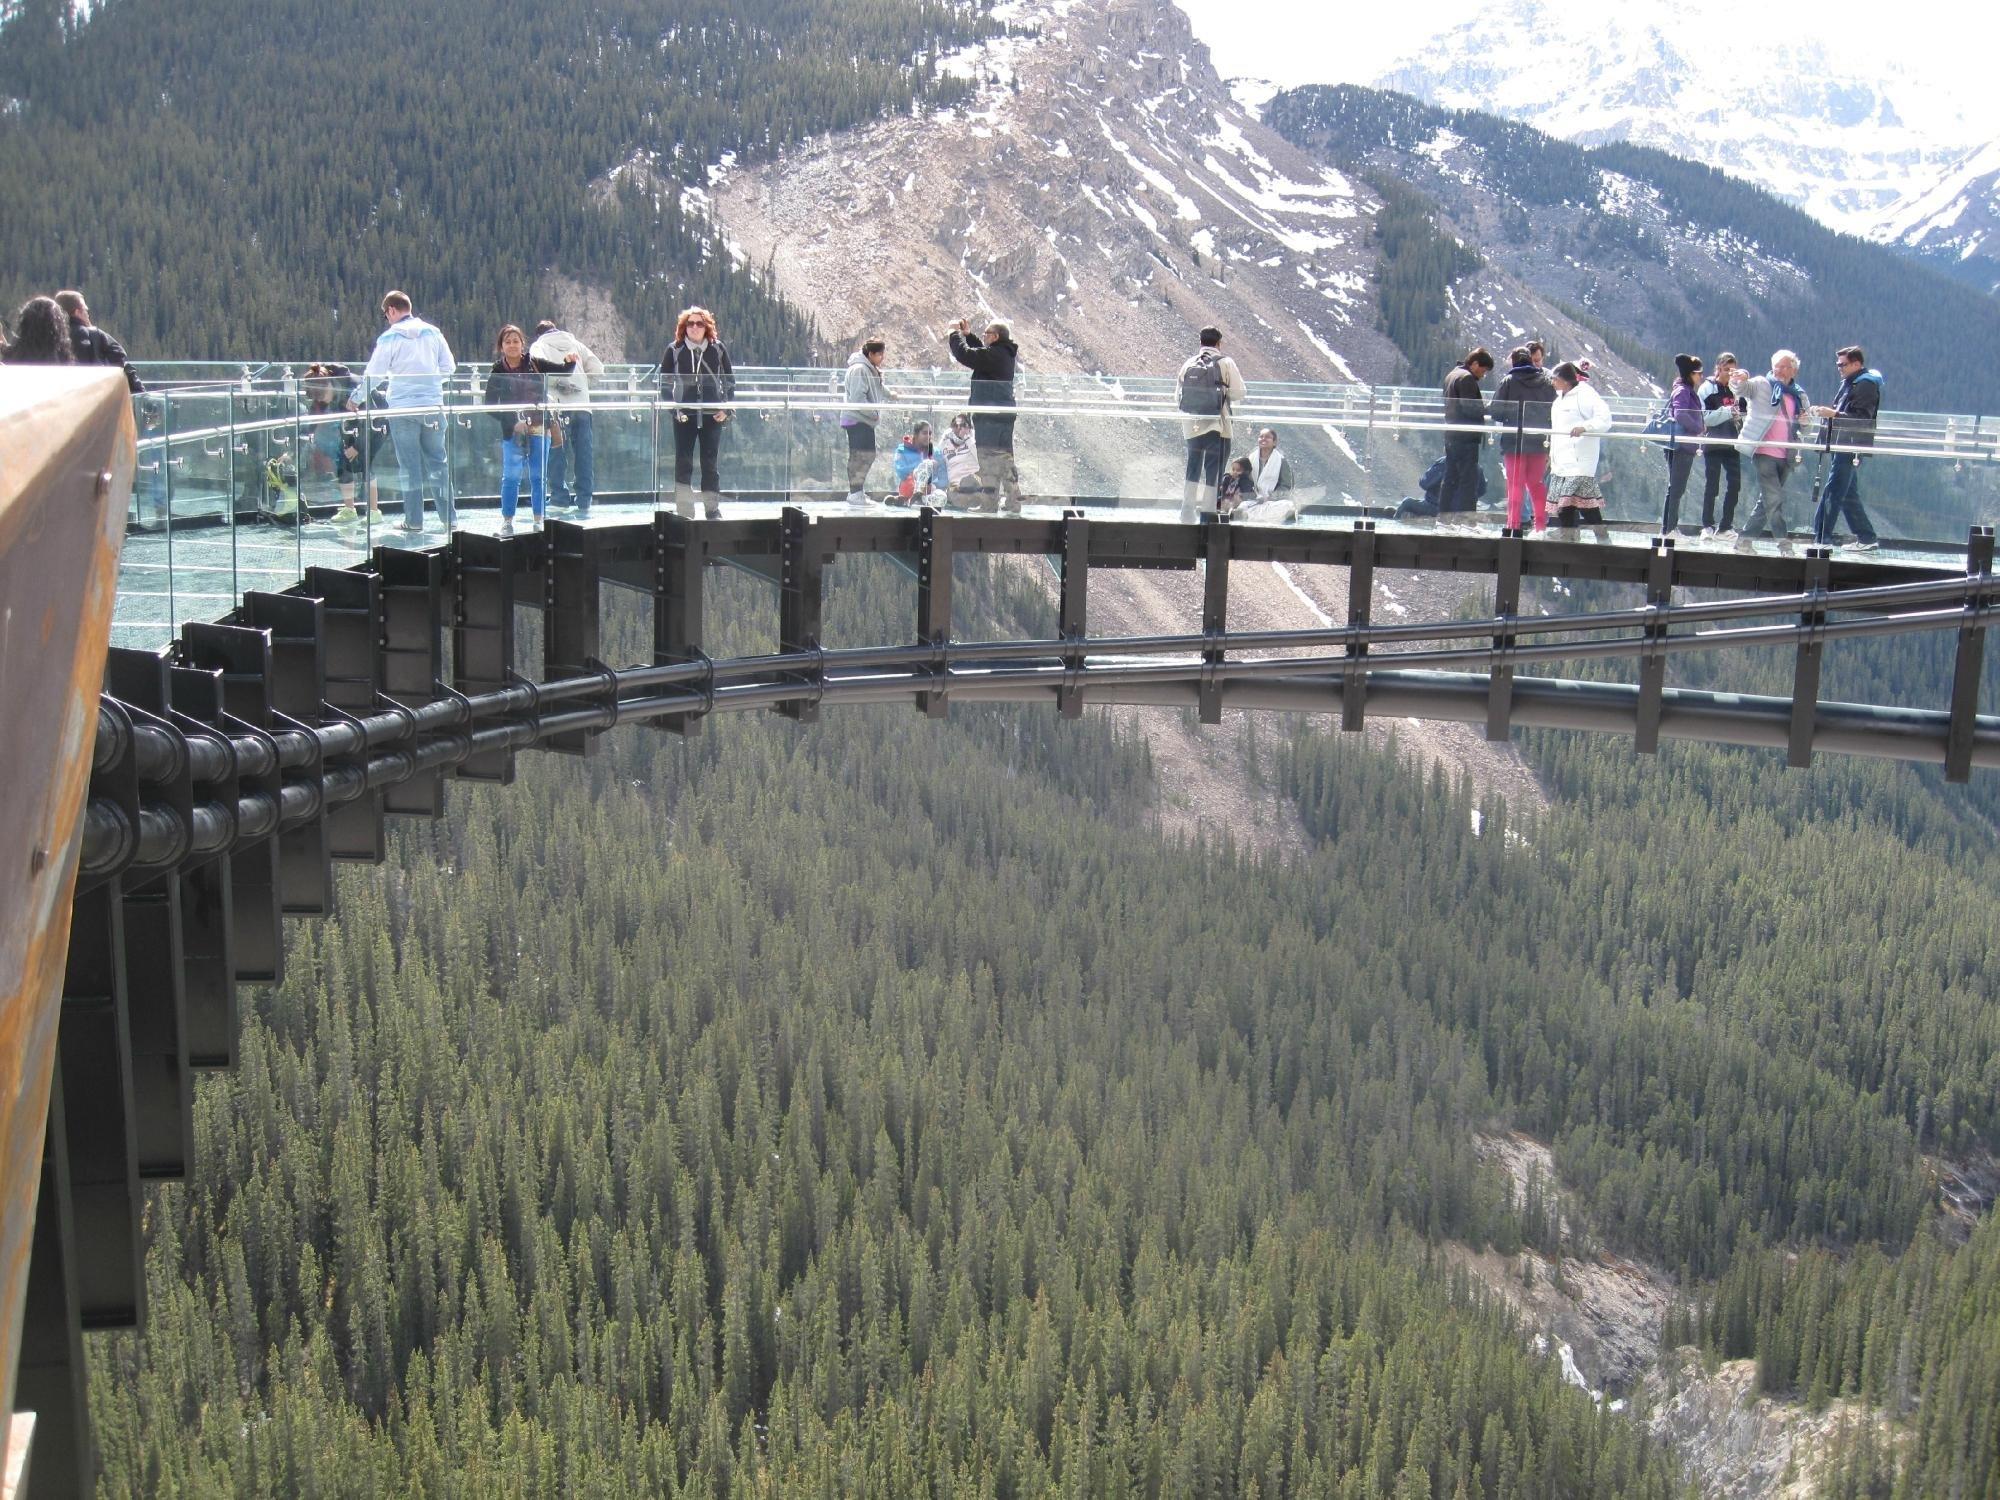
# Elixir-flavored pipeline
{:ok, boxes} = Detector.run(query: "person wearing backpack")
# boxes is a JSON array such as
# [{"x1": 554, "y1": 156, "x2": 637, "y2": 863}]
[{"x1": 1178, "y1": 325, "x2": 1247, "y2": 521}]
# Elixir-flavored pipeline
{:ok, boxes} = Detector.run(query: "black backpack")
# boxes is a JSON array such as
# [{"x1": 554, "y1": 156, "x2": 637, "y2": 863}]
[{"x1": 1177, "y1": 349, "x2": 1228, "y2": 416}]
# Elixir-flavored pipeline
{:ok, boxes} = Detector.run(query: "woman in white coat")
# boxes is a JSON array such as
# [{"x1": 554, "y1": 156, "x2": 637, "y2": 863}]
[{"x1": 1547, "y1": 361, "x2": 1614, "y2": 535}]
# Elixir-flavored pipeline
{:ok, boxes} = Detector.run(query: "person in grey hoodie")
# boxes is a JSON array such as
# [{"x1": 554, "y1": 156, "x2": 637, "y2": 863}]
[
  {"x1": 842, "y1": 337, "x2": 895, "y2": 501},
  {"x1": 530, "y1": 319, "x2": 604, "y2": 517},
  {"x1": 349, "y1": 289, "x2": 457, "y2": 532}
]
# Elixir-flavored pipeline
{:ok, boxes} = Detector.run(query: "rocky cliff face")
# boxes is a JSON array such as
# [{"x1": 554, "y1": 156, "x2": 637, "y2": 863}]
[
  {"x1": 706, "y1": 0, "x2": 1561, "y2": 846},
  {"x1": 714, "y1": 0, "x2": 1398, "y2": 385}
]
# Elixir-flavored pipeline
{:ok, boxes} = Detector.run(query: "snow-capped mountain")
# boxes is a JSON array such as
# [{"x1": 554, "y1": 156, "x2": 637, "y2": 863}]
[
  {"x1": 1367, "y1": 0, "x2": 1992, "y2": 240},
  {"x1": 1874, "y1": 141, "x2": 2000, "y2": 293}
]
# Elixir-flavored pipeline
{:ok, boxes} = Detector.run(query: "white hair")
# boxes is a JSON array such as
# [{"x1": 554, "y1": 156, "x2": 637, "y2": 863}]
[{"x1": 1771, "y1": 349, "x2": 1799, "y2": 370}]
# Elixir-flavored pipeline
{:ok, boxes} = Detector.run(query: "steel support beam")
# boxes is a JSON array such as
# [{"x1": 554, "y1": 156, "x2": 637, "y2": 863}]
[
  {"x1": 1343, "y1": 522, "x2": 1374, "y2": 732},
  {"x1": 654, "y1": 512, "x2": 707, "y2": 736},
  {"x1": 1059, "y1": 512, "x2": 1089, "y2": 719},
  {"x1": 916, "y1": 508, "x2": 953, "y2": 719},
  {"x1": 56, "y1": 884, "x2": 141, "y2": 1329},
  {"x1": 1790, "y1": 547, "x2": 1832, "y2": 768},
  {"x1": 776, "y1": 507, "x2": 823, "y2": 723},
  {"x1": 1487, "y1": 528, "x2": 1522, "y2": 742},
  {"x1": 15, "y1": 1076, "x2": 92, "y2": 1499},
  {"x1": 452, "y1": 532, "x2": 519, "y2": 782},
  {"x1": 375, "y1": 546, "x2": 447, "y2": 814},
  {"x1": 168, "y1": 665, "x2": 238, "y2": 1069},
  {"x1": 1945, "y1": 526, "x2": 1994, "y2": 784},
  {"x1": 1636, "y1": 540, "x2": 1674, "y2": 755},
  {"x1": 543, "y1": 522, "x2": 601, "y2": 755},
  {"x1": 1199, "y1": 515, "x2": 1231, "y2": 726}
]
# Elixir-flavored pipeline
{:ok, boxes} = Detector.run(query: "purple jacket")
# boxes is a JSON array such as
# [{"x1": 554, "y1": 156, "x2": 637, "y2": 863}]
[{"x1": 1670, "y1": 382, "x2": 1704, "y2": 438}]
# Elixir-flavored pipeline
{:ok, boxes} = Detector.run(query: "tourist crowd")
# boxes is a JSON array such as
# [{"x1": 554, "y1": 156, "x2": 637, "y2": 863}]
[{"x1": 3, "y1": 285, "x2": 1887, "y2": 549}]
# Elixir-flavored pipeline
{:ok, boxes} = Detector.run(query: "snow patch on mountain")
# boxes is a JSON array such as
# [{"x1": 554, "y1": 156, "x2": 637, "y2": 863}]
[
  {"x1": 1358, "y1": 0, "x2": 1995, "y2": 241},
  {"x1": 1874, "y1": 139, "x2": 2000, "y2": 291}
]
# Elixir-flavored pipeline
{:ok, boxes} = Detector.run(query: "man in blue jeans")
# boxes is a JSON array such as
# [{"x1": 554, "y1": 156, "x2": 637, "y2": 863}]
[
  {"x1": 350, "y1": 289, "x2": 456, "y2": 532},
  {"x1": 1810, "y1": 345, "x2": 1882, "y2": 552},
  {"x1": 531, "y1": 319, "x2": 603, "y2": 516}
]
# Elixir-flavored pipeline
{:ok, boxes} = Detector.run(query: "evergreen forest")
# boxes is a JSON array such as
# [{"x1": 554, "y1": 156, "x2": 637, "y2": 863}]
[
  {"x1": 7, "y1": 2, "x2": 2000, "y2": 1495},
  {"x1": 0, "y1": 0, "x2": 1004, "y2": 360},
  {"x1": 77, "y1": 555, "x2": 2000, "y2": 1498}
]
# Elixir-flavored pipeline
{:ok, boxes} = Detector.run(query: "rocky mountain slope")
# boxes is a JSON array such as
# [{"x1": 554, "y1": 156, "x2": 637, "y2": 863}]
[
  {"x1": 711, "y1": 0, "x2": 1645, "y2": 396},
  {"x1": 1263, "y1": 84, "x2": 2000, "y2": 413},
  {"x1": 1875, "y1": 138, "x2": 2000, "y2": 296},
  {"x1": 1365, "y1": 0, "x2": 1993, "y2": 242},
  {"x1": 708, "y1": 0, "x2": 1601, "y2": 838}
]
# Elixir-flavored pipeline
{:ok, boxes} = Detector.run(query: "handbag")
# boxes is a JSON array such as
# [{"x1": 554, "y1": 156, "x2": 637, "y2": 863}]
[
  {"x1": 548, "y1": 415, "x2": 566, "y2": 449},
  {"x1": 1642, "y1": 408, "x2": 1678, "y2": 449}
]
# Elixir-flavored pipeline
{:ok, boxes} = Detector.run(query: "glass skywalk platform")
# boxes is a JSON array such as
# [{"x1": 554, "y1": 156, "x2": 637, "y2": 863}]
[{"x1": 113, "y1": 364, "x2": 2000, "y2": 649}]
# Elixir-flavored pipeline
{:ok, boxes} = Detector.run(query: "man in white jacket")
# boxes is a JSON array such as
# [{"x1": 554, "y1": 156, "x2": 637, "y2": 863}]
[
  {"x1": 350, "y1": 289, "x2": 456, "y2": 532},
  {"x1": 530, "y1": 319, "x2": 604, "y2": 517}
]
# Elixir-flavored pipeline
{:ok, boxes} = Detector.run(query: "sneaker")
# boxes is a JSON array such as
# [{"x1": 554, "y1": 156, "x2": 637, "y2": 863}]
[
  {"x1": 1699, "y1": 526, "x2": 1716, "y2": 539},
  {"x1": 704, "y1": 504, "x2": 721, "y2": 520},
  {"x1": 397, "y1": 522, "x2": 425, "y2": 534},
  {"x1": 499, "y1": 519, "x2": 514, "y2": 536},
  {"x1": 1847, "y1": 539, "x2": 1880, "y2": 552}
]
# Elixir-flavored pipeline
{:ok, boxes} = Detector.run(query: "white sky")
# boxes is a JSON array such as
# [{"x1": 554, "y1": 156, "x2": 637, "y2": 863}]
[{"x1": 1172, "y1": 0, "x2": 2000, "y2": 124}]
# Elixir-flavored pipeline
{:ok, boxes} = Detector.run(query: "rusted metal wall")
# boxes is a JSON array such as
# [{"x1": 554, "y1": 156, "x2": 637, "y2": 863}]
[{"x1": 0, "y1": 370, "x2": 132, "y2": 1460}]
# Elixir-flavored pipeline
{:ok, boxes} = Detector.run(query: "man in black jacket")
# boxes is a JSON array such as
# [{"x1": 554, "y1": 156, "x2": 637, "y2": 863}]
[
  {"x1": 1809, "y1": 345, "x2": 1882, "y2": 549},
  {"x1": 1440, "y1": 348, "x2": 1493, "y2": 521},
  {"x1": 948, "y1": 318, "x2": 1022, "y2": 510},
  {"x1": 54, "y1": 289, "x2": 143, "y2": 393}
]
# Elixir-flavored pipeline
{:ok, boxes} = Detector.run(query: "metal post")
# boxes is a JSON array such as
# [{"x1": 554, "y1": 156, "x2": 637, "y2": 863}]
[
  {"x1": 1789, "y1": 546, "x2": 1831, "y2": 767},
  {"x1": 777, "y1": 506, "x2": 823, "y2": 723},
  {"x1": 1343, "y1": 521, "x2": 1375, "y2": 732},
  {"x1": 916, "y1": 507, "x2": 953, "y2": 719},
  {"x1": 1635, "y1": 539, "x2": 1674, "y2": 754},
  {"x1": 1199, "y1": 514, "x2": 1232, "y2": 725},
  {"x1": 452, "y1": 532, "x2": 519, "y2": 782},
  {"x1": 374, "y1": 545, "x2": 447, "y2": 814},
  {"x1": 1058, "y1": 511, "x2": 1090, "y2": 719},
  {"x1": 1944, "y1": 526, "x2": 1995, "y2": 783},
  {"x1": 654, "y1": 511, "x2": 707, "y2": 735},
  {"x1": 1487, "y1": 527, "x2": 1523, "y2": 741},
  {"x1": 543, "y1": 521, "x2": 602, "y2": 754},
  {"x1": 16, "y1": 1074, "x2": 94, "y2": 1498}
]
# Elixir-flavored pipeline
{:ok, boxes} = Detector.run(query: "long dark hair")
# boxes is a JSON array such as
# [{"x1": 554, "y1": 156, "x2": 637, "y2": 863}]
[
  {"x1": 493, "y1": 324, "x2": 530, "y2": 367},
  {"x1": 5, "y1": 297, "x2": 75, "y2": 364}
]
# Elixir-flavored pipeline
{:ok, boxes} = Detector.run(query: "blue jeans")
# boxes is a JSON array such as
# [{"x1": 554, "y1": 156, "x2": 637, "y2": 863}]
[
  {"x1": 546, "y1": 411, "x2": 594, "y2": 515},
  {"x1": 388, "y1": 413, "x2": 451, "y2": 528},
  {"x1": 500, "y1": 434, "x2": 549, "y2": 520},
  {"x1": 1811, "y1": 453, "x2": 1877, "y2": 545}
]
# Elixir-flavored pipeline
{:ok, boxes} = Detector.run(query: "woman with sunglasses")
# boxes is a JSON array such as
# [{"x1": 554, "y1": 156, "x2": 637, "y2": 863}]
[
  {"x1": 660, "y1": 306, "x2": 735, "y2": 518},
  {"x1": 938, "y1": 413, "x2": 979, "y2": 499}
]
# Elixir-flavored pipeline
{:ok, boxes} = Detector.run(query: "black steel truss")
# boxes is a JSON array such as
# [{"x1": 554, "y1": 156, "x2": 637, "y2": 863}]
[{"x1": 19, "y1": 507, "x2": 1999, "y2": 1494}]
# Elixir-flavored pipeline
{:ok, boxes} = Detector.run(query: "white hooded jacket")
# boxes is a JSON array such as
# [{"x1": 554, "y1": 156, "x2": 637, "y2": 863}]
[
  {"x1": 1549, "y1": 380, "x2": 1613, "y2": 477},
  {"x1": 529, "y1": 328, "x2": 603, "y2": 406}
]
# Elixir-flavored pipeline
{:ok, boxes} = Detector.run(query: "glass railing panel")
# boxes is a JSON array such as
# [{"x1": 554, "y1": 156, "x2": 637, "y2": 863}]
[
  {"x1": 158, "y1": 387, "x2": 241, "y2": 642},
  {"x1": 592, "y1": 387, "x2": 656, "y2": 511},
  {"x1": 446, "y1": 396, "x2": 500, "y2": 525}
]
